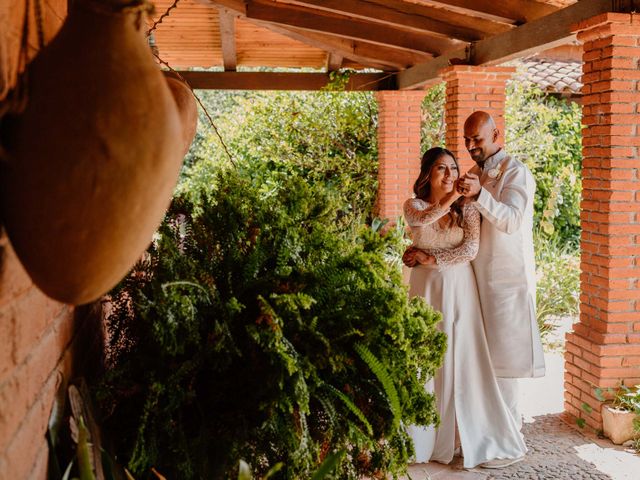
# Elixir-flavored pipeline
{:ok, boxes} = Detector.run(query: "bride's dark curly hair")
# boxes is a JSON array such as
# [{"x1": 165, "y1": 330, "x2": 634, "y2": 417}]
[{"x1": 413, "y1": 147, "x2": 464, "y2": 227}]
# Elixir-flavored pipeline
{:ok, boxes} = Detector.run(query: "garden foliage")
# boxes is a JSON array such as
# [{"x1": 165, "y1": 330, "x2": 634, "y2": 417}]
[
  {"x1": 505, "y1": 80, "x2": 582, "y2": 247},
  {"x1": 183, "y1": 89, "x2": 379, "y2": 225},
  {"x1": 96, "y1": 91, "x2": 446, "y2": 479}
]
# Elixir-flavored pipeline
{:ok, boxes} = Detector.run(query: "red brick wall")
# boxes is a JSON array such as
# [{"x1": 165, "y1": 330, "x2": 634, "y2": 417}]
[
  {"x1": 564, "y1": 12, "x2": 640, "y2": 429},
  {"x1": 376, "y1": 90, "x2": 425, "y2": 220},
  {"x1": 0, "y1": 1, "x2": 79, "y2": 478},
  {"x1": 441, "y1": 66, "x2": 514, "y2": 173}
]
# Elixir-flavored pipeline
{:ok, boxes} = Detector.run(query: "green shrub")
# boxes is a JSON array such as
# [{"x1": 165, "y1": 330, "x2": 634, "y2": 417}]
[
  {"x1": 420, "y1": 82, "x2": 446, "y2": 152},
  {"x1": 182, "y1": 89, "x2": 378, "y2": 226},
  {"x1": 534, "y1": 235, "x2": 580, "y2": 337},
  {"x1": 96, "y1": 166, "x2": 446, "y2": 479},
  {"x1": 506, "y1": 80, "x2": 582, "y2": 247}
]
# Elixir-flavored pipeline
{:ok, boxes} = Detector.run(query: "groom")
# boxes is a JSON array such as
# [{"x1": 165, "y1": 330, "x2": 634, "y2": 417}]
[{"x1": 404, "y1": 111, "x2": 545, "y2": 467}]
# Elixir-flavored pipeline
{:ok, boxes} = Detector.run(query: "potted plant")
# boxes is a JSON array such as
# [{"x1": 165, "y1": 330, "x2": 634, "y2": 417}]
[{"x1": 598, "y1": 384, "x2": 640, "y2": 445}]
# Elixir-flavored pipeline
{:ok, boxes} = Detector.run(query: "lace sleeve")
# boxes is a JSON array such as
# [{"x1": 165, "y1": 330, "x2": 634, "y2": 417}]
[
  {"x1": 425, "y1": 204, "x2": 481, "y2": 267},
  {"x1": 403, "y1": 198, "x2": 449, "y2": 227}
]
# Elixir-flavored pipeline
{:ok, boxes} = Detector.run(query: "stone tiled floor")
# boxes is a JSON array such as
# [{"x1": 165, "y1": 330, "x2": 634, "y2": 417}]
[
  {"x1": 405, "y1": 413, "x2": 640, "y2": 479},
  {"x1": 402, "y1": 318, "x2": 640, "y2": 480}
]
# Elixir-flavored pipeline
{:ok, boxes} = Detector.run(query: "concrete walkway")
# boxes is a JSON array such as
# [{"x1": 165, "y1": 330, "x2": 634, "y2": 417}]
[{"x1": 403, "y1": 319, "x2": 640, "y2": 479}]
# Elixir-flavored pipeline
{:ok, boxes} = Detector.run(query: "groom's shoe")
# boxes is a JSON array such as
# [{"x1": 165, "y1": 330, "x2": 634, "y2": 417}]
[{"x1": 480, "y1": 455, "x2": 524, "y2": 469}]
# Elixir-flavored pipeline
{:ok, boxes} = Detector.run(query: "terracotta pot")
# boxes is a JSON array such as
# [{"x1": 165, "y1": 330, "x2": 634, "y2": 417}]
[
  {"x1": 165, "y1": 76, "x2": 198, "y2": 156},
  {"x1": 0, "y1": 0, "x2": 184, "y2": 304},
  {"x1": 601, "y1": 404, "x2": 637, "y2": 445}
]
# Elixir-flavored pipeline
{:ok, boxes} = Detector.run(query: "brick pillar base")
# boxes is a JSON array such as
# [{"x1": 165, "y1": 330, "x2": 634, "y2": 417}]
[
  {"x1": 376, "y1": 91, "x2": 425, "y2": 221},
  {"x1": 441, "y1": 66, "x2": 514, "y2": 172},
  {"x1": 564, "y1": 13, "x2": 640, "y2": 429}
]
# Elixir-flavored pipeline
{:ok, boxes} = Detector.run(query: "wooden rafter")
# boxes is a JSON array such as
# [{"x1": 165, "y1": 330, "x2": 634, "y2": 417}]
[
  {"x1": 171, "y1": 71, "x2": 395, "y2": 90},
  {"x1": 280, "y1": 0, "x2": 514, "y2": 41},
  {"x1": 397, "y1": 0, "x2": 623, "y2": 90},
  {"x1": 218, "y1": 7, "x2": 237, "y2": 71},
  {"x1": 415, "y1": 0, "x2": 560, "y2": 24},
  {"x1": 247, "y1": 0, "x2": 464, "y2": 55},
  {"x1": 257, "y1": 22, "x2": 433, "y2": 70},
  {"x1": 327, "y1": 53, "x2": 343, "y2": 71},
  {"x1": 204, "y1": 0, "x2": 465, "y2": 55}
]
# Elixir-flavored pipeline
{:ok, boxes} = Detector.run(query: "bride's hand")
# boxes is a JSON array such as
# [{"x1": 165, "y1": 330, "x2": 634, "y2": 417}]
[
  {"x1": 415, "y1": 251, "x2": 436, "y2": 265},
  {"x1": 402, "y1": 247, "x2": 419, "y2": 267},
  {"x1": 441, "y1": 184, "x2": 462, "y2": 208}
]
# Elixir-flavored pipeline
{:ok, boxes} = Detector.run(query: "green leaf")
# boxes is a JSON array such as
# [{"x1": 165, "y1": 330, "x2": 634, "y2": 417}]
[
  {"x1": 326, "y1": 384, "x2": 373, "y2": 436},
  {"x1": 263, "y1": 463, "x2": 284, "y2": 479},
  {"x1": 311, "y1": 451, "x2": 345, "y2": 480},
  {"x1": 576, "y1": 418, "x2": 586, "y2": 428},
  {"x1": 581, "y1": 402, "x2": 593, "y2": 414},
  {"x1": 594, "y1": 388, "x2": 606, "y2": 402},
  {"x1": 62, "y1": 460, "x2": 74, "y2": 480},
  {"x1": 238, "y1": 460, "x2": 252, "y2": 480},
  {"x1": 355, "y1": 342, "x2": 402, "y2": 431}
]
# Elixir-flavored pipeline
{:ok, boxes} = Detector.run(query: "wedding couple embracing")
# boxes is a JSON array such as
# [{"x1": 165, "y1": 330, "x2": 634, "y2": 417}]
[{"x1": 403, "y1": 111, "x2": 545, "y2": 469}]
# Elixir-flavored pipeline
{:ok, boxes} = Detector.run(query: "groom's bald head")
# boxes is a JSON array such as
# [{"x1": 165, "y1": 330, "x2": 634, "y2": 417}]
[{"x1": 463, "y1": 111, "x2": 500, "y2": 165}]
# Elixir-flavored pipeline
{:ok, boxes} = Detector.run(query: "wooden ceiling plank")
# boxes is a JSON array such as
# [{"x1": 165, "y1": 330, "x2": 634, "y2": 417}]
[
  {"x1": 218, "y1": 7, "x2": 237, "y2": 70},
  {"x1": 415, "y1": 0, "x2": 559, "y2": 24},
  {"x1": 251, "y1": 20, "x2": 433, "y2": 70},
  {"x1": 242, "y1": 0, "x2": 463, "y2": 55},
  {"x1": 171, "y1": 71, "x2": 395, "y2": 90},
  {"x1": 280, "y1": 0, "x2": 496, "y2": 41},
  {"x1": 398, "y1": 0, "x2": 614, "y2": 90}
]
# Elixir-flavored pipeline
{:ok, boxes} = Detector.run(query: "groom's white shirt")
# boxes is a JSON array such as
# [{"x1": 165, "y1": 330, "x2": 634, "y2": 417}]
[{"x1": 471, "y1": 148, "x2": 545, "y2": 378}]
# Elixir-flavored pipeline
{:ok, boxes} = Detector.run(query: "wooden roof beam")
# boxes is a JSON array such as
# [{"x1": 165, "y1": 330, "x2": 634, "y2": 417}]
[
  {"x1": 417, "y1": 0, "x2": 559, "y2": 24},
  {"x1": 257, "y1": 22, "x2": 433, "y2": 70},
  {"x1": 171, "y1": 71, "x2": 395, "y2": 90},
  {"x1": 218, "y1": 7, "x2": 238, "y2": 71},
  {"x1": 205, "y1": 0, "x2": 465, "y2": 55},
  {"x1": 327, "y1": 53, "x2": 343, "y2": 72},
  {"x1": 398, "y1": 0, "x2": 627, "y2": 90},
  {"x1": 280, "y1": 0, "x2": 513, "y2": 41}
]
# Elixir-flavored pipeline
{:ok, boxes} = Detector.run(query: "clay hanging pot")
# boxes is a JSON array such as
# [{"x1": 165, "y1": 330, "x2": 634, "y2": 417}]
[
  {"x1": 0, "y1": 0, "x2": 186, "y2": 304},
  {"x1": 165, "y1": 75, "x2": 198, "y2": 156}
]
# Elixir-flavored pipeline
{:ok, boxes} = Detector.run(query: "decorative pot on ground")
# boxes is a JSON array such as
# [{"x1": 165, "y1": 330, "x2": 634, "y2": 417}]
[
  {"x1": 0, "y1": 0, "x2": 189, "y2": 304},
  {"x1": 601, "y1": 404, "x2": 637, "y2": 445}
]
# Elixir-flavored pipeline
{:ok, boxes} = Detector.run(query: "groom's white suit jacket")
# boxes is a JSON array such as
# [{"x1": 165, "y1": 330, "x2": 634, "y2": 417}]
[{"x1": 470, "y1": 149, "x2": 545, "y2": 378}]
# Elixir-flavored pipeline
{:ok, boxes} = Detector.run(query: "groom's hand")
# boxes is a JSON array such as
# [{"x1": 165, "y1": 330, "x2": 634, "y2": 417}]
[
  {"x1": 403, "y1": 247, "x2": 435, "y2": 267},
  {"x1": 459, "y1": 173, "x2": 481, "y2": 198},
  {"x1": 403, "y1": 246, "x2": 422, "y2": 267}
]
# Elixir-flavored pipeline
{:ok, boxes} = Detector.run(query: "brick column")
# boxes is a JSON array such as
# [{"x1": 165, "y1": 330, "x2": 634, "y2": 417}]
[
  {"x1": 440, "y1": 66, "x2": 514, "y2": 172},
  {"x1": 376, "y1": 90, "x2": 425, "y2": 220},
  {"x1": 564, "y1": 13, "x2": 640, "y2": 429}
]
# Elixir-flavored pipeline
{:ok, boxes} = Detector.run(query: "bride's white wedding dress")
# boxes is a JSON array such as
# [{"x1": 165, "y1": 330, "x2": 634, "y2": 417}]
[{"x1": 404, "y1": 198, "x2": 527, "y2": 469}]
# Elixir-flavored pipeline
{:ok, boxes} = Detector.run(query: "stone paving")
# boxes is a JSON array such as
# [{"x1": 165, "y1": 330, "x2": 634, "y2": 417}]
[
  {"x1": 402, "y1": 318, "x2": 640, "y2": 480},
  {"x1": 404, "y1": 413, "x2": 640, "y2": 480}
]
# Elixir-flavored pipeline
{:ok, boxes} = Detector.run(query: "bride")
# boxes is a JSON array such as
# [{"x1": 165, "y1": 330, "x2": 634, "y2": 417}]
[{"x1": 403, "y1": 147, "x2": 526, "y2": 469}]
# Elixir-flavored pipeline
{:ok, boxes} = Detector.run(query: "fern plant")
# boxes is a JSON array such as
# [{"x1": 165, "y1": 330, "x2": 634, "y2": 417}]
[{"x1": 95, "y1": 157, "x2": 445, "y2": 478}]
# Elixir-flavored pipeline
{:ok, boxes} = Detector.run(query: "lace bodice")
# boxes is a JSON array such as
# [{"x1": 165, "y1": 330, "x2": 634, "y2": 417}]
[{"x1": 403, "y1": 198, "x2": 481, "y2": 267}]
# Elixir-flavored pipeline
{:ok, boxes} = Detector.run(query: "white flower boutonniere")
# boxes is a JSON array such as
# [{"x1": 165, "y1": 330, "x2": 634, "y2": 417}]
[{"x1": 487, "y1": 163, "x2": 505, "y2": 182}]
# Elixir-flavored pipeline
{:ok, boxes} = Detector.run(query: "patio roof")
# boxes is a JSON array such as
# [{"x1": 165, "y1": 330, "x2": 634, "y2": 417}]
[{"x1": 150, "y1": 0, "x2": 635, "y2": 90}]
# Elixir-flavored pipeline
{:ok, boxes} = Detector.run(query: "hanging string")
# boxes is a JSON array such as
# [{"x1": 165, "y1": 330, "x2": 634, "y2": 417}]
[
  {"x1": 147, "y1": 0, "x2": 181, "y2": 37},
  {"x1": 147, "y1": 0, "x2": 235, "y2": 165},
  {"x1": 153, "y1": 53, "x2": 235, "y2": 166}
]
